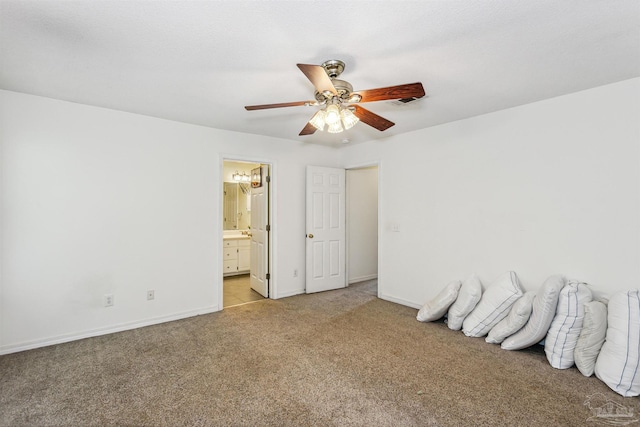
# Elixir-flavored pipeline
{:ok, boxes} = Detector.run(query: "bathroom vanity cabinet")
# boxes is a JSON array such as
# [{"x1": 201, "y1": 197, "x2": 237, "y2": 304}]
[{"x1": 223, "y1": 237, "x2": 250, "y2": 276}]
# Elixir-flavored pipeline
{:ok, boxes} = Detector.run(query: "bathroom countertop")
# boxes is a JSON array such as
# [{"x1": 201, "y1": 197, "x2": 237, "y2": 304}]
[{"x1": 223, "y1": 233, "x2": 250, "y2": 240}]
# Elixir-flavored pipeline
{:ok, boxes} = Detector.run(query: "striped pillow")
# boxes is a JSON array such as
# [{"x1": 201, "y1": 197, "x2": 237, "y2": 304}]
[
  {"x1": 595, "y1": 290, "x2": 640, "y2": 397},
  {"x1": 544, "y1": 281, "x2": 593, "y2": 369},
  {"x1": 486, "y1": 291, "x2": 535, "y2": 344},
  {"x1": 463, "y1": 271, "x2": 524, "y2": 338}
]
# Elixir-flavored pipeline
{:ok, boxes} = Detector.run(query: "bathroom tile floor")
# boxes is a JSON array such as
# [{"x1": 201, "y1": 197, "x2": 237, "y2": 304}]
[{"x1": 223, "y1": 274, "x2": 265, "y2": 307}]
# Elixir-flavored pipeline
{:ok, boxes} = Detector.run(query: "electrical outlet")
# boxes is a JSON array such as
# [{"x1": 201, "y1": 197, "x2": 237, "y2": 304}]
[
  {"x1": 147, "y1": 290, "x2": 155, "y2": 300},
  {"x1": 104, "y1": 294, "x2": 114, "y2": 307},
  {"x1": 293, "y1": 269, "x2": 298, "y2": 277}
]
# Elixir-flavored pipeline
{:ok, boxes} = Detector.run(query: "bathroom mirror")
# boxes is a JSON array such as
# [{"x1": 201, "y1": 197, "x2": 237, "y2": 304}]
[{"x1": 223, "y1": 182, "x2": 251, "y2": 230}]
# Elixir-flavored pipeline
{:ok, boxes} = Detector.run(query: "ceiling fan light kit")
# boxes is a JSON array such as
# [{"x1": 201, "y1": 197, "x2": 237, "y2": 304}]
[
  {"x1": 308, "y1": 104, "x2": 359, "y2": 133},
  {"x1": 245, "y1": 60, "x2": 425, "y2": 137},
  {"x1": 309, "y1": 110, "x2": 326, "y2": 131},
  {"x1": 340, "y1": 107, "x2": 359, "y2": 130}
]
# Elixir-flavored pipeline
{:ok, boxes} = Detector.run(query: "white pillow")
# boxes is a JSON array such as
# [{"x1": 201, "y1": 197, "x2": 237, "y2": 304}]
[
  {"x1": 463, "y1": 271, "x2": 525, "y2": 337},
  {"x1": 486, "y1": 291, "x2": 535, "y2": 344},
  {"x1": 574, "y1": 301, "x2": 607, "y2": 377},
  {"x1": 544, "y1": 281, "x2": 593, "y2": 369},
  {"x1": 447, "y1": 274, "x2": 482, "y2": 331},
  {"x1": 501, "y1": 275, "x2": 566, "y2": 351},
  {"x1": 595, "y1": 290, "x2": 640, "y2": 397},
  {"x1": 416, "y1": 281, "x2": 462, "y2": 322}
]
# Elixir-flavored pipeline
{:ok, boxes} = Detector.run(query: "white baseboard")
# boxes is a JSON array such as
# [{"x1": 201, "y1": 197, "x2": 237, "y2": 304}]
[
  {"x1": 348, "y1": 274, "x2": 378, "y2": 285},
  {"x1": 379, "y1": 293, "x2": 422, "y2": 310},
  {"x1": 0, "y1": 306, "x2": 219, "y2": 355}
]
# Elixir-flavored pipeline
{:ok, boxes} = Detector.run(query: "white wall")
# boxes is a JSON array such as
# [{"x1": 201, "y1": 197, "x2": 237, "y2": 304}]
[
  {"x1": 2, "y1": 77, "x2": 638, "y2": 353},
  {"x1": 0, "y1": 90, "x2": 340, "y2": 353},
  {"x1": 346, "y1": 167, "x2": 378, "y2": 283},
  {"x1": 342, "y1": 78, "x2": 640, "y2": 308}
]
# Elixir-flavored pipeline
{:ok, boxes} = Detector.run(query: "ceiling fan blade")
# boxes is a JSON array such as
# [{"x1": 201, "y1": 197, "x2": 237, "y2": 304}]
[
  {"x1": 352, "y1": 105, "x2": 395, "y2": 131},
  {"x1": 297, "y1": 64, "x2": 338, "y2": 95},
  {"x1": 245, "y1": 100, "x2": 313, "y2": 111},
  {"x1": 352, "y1": 82, "x2": 425, "y2": 103},
  {"x1": 299, "y1": 121, "x2": 317, "y2": 136}
]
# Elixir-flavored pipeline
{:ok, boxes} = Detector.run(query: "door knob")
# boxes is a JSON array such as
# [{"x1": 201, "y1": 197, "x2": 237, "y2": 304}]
[{"x1": 307, "y1": 234, "x2": 314, "y2": 238}]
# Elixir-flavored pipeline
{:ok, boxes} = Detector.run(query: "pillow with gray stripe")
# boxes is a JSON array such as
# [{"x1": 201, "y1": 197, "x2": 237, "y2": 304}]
[
  {"x1": 544, "y1": 281, "x2": 593, "y2": 369},
  {"x1": 486, "y1": 291, "x2": 535, "y2": 344},
  {"x1": 462, "y1": 271, "x2": 524, "y2": 338},
  {"x1": 595, "y1": 290, "x2": 640, "y2": 397}
]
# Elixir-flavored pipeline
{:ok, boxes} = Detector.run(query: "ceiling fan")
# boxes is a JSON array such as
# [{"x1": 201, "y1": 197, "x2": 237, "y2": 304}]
[{"x1": 245, "y1": 60, "x2": 425, "y2": 136}]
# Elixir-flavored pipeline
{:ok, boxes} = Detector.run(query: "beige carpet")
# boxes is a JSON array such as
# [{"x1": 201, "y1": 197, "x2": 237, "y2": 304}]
[{"x1": 1, "y1": 280, "x2": 637, "y2": 426}]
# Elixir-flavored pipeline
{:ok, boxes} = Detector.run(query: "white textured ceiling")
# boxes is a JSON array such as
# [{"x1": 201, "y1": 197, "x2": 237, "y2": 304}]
[{"x1": 1, "y1": 1, "x2": 639, "y2": 146}]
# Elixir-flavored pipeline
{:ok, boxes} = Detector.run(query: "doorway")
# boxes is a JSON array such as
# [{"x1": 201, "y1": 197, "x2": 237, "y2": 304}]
[
  {"x1": 222, "y1": 160, "x2": 271, "y2": 308},
  {"x1": 304, "y1": 164, "x2": 379, "y2": 294},
  {"x1": 346, "y1": 165, "x2": 379, "y2": 290}
]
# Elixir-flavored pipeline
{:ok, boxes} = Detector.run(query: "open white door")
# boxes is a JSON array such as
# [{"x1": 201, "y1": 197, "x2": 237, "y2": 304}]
[
  {"x1": 306, "y1": 166, "x2": 346, "y2": 293},
  {"x1": 250, "y1": 165, "x2": 269, "y2": 297}
]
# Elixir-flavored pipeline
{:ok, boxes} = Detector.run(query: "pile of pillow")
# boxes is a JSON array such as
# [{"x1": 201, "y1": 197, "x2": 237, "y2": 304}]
[{"x1": 416, "y1": 273, "x2": 640, "y2": 397}]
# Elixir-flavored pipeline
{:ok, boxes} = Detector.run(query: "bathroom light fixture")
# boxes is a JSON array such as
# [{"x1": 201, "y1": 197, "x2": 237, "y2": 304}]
[
  {"x1": 232, "y1": 171, "x2": 250, "y2": 182},
  {"x1": 309, "y1": 104, "x2": 359, "y2": 134}
]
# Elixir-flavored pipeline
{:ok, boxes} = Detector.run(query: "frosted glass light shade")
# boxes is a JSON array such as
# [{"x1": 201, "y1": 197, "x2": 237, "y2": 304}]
[
  {"x1": 309, "y1": 110, "x2": 325, "y2": 130},
  {"x1": 324, "y1": 105, "x2": 341, "y2": 125},
  {"x1": 341, "y1": 108, "x2": 359, "y2": 130},
  {"x1": 327, "y1": 121, "x2": 344, "y2": 133}
]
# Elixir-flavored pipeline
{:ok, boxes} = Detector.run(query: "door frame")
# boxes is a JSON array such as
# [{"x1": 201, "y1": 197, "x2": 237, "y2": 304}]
[
  {"x1": 219, "y1": 155, "x2": 275, "y2": 310},
  {"x1": 344, "y1": 160, "x2": 381, "y2": 297}
]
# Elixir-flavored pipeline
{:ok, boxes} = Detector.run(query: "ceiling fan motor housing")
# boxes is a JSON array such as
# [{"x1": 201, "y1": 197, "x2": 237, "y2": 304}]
[
  {"x1": 321, "y1": 59, "x2": 345, "y2": 78},
  {"x1": 315, "y1": 78, "x2": 353, "y2": 103}
]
